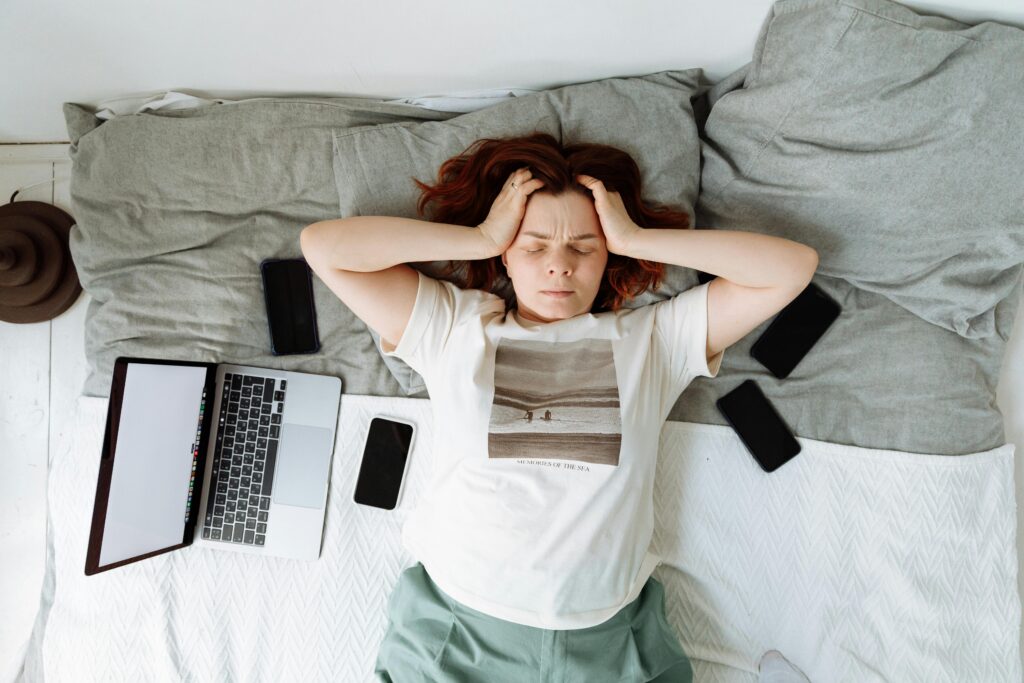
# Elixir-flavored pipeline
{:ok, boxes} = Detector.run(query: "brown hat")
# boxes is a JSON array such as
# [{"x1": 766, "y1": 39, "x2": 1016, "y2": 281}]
[{"x1": 0, "y1": 200, "x2": 82, "y2": 324}]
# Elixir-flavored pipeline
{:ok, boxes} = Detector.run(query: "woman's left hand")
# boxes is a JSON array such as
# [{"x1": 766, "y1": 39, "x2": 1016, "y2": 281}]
[{"x1": 576, "y1": 174, "x2": 641, "y2": 256}]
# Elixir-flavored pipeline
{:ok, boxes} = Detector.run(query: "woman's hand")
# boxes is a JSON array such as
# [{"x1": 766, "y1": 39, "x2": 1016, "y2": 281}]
[
  {"x1": 576, "y1": 174, "x2": 641, "y2": 256},
  {"x1": 478, "y1": 167, "x2": 545, "y2": 256}
]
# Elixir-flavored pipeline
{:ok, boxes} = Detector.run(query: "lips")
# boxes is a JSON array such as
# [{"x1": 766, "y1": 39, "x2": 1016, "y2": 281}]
[{"x1": 543, "y1": 290, "x2": 573, "y2": 297}]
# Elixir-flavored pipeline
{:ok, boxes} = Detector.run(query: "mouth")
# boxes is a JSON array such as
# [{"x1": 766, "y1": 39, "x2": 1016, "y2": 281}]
[{"x1": 542, "y1": 290, "x2": 574, "y2": 297}]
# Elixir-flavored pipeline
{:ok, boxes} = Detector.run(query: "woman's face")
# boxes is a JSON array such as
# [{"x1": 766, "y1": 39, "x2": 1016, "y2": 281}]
[{"x1": 501, "y1": 190, "x2": 609, "y2": 323}]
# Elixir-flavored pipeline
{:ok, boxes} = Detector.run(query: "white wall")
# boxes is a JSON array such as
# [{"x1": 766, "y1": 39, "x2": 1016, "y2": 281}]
[{"x1": 2, "y1": 0, "x2": 1023, "y2": 143}]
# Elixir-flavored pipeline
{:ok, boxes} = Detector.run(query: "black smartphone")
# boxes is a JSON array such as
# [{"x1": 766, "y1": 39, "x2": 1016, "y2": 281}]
[
  {"x1": 715, "y1": 379, "x2": 801, "y2": 473},
  {"x1": 353, "y1": 417, "x2": 416, "y2": 511},
  {"x1": 750, "y1": 281, "x2": 840, "y2": 379},
  {"x1": 260, "y1": 258, "x2": 320, "y2": 355}
]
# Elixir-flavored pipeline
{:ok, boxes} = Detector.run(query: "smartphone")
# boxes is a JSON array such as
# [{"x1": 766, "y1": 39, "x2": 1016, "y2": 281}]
[
  {"x1": 353, "y1": 416, "x2": 416, "y2": 510},
  {"x1": 260, "y1": 258, "x2": 320, "y2": 355},
  {"x1": 750, "y1": 281, "x2": 840, "y2": 379},
  {"x1": 715, "y1": 379, "x2": 801, "y2": 473}
]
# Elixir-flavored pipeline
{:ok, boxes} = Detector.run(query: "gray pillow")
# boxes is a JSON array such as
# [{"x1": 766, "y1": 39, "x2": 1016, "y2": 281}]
[
  {"x1": 696, "y1": 0, "x2": 1024, "y2": 339},
  {"x1": 331, "y1": 69, "x2": 709, "y2": 395}
]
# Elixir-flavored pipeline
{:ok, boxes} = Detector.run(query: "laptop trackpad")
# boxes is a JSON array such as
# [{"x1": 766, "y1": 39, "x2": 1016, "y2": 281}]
[{"x1": 272, "y1": 424, "x2": 334, "y2": 509}]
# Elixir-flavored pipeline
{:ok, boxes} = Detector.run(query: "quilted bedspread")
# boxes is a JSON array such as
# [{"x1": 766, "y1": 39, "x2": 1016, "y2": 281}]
[{"x1": 21, "y1": 392, "x2": 1020, "y2": 682}]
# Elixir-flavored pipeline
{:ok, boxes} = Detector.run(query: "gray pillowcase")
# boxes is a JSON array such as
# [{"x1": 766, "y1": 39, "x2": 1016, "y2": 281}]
[
  {"x1": 696, "y1": 0, "x2": 1024, "y2": 339},
  {"x1": 331, "y1": 69, "x2": 709, "y2": 395}
]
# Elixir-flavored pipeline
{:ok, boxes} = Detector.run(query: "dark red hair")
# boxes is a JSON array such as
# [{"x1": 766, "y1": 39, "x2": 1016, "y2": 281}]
[{"x1": 411, "y1": 132, "x2": 692, "y2": 313}]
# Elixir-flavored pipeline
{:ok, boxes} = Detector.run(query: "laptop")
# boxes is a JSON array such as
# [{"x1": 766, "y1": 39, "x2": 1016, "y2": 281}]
[{"x1": 85, "y1": 356, "x2": 342, "y2": 575}]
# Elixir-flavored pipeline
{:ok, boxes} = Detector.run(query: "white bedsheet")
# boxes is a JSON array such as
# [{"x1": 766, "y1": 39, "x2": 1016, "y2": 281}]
[{"x1": 19, "y1": 393, "x2": 1020, "y2": 682}]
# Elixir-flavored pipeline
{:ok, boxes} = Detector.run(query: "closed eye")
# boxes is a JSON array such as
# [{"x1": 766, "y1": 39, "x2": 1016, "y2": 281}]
[{"x1": 526, "y1": 248, "x2": 591, "y2": 254}]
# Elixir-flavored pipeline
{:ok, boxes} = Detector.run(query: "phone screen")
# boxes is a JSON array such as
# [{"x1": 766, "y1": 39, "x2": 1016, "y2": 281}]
[
  {"x1": 715, "y1": 380, "x2": 801, "y2": 473},
  {"x1": 261, "y1": 259, "x2": 320, "y2": 355},
  {"x1": 353, "y1": 418, "x2": 415, "y2": 510},
  {"x1": 750, "y1": 282, "x2": 840, "y2": 379}
]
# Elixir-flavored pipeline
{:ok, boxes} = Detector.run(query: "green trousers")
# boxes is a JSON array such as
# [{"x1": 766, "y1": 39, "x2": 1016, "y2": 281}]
[{"x1": 374, "y1": 562, "x2": 694, "y2": 683}]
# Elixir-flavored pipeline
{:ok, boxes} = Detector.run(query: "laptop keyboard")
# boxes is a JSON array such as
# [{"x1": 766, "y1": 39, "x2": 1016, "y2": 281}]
[{"x1": 202, "y1": 372, "x2": 287, "y2": 547}]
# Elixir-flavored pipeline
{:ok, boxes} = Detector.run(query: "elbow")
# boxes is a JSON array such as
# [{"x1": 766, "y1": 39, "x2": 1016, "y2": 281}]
[
  {"x1": 299, "y1": 223, "x2": 323, "y2": 261},
  {"x1": 803, "y1": 247, "x2": 819, "y2": 279}
]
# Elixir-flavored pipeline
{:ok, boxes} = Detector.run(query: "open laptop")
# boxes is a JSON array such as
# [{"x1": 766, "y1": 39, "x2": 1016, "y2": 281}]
[{"x1": 85, "y1": 356, "x2": 342, "y2": 575}]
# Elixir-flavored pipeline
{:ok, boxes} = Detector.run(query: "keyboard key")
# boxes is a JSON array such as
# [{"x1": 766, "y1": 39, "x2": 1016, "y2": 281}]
[
  {"x1": 231, "y1": 375, "x2": 242, "y2": 390},
  {"x1": 214, "y1": 516, "x2": 223, "y2": 527},
  {"x1": 244, "y1": 376, "x2": 255, "y2": 386},
  {"x1": 263, "y1": 440, "x2": 278, "y2": 495},
  {"x1": 260, "y1": 497, "x2": 270, "y2": 511},
  {"x1": 255, "y1": 534, "x2": 265, "y2": 546},
  {"x1": 231, "y1": 466, "x2": 241, "y2": 478},
  {"x1": 212, "y1": 529, "x2": 222, "y2": 540},
  {"x1": 242, "y1": 465, "x2": 252, "y2": 476},
  {"x1": 258, "y1": 511, "x2": 268, "y2": 522},
  {"x1": 274, "y1": 390, "x2": 285, "y2": 402},
  {"x1": 244, "y1": 530, "x2": 255, "y2": 544},
  {"x1": 214, "y1": 504, "x2": 224, "y2": 516},
  {"x1": 225, "y1": 512, "x2": 235, "y2": 525},
  {"x1": 246, "y1": 518, "x2": 256, "y2": 530},
  {"x1": 271, "y1": 413, "x2": 282, "y2": 425},
  {"x1": 264, "y1": 378, "x2": 275, "y2": 396},
  {"x1": 258, "y1": 426, "x2": 268, "y2": 438},
  {"x1": 253, "y1": 384, "x2": 263, "y2": 397},
  {"x1": 215, "y1": 493, "x2": 226, "y2": 505},
  {"x1": 270, "y1": 425, "x2": 280, "y2": 439},
  {"x1": 256, "y1": 522, "x2": 267, "y2": 534},
  {"x1": 202, "y1": 526, "x2": 210, "y2": 539}
]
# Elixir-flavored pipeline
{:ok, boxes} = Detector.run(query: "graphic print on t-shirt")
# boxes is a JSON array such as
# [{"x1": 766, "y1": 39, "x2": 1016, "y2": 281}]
[{"x1": 487, "y1": 337, "x2": 622, "y2": 466}]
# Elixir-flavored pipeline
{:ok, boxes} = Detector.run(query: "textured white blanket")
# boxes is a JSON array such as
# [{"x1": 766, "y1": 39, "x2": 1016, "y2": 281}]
[{"x1": 24, "y1": 393, "x2": 1020, "y2": 682}]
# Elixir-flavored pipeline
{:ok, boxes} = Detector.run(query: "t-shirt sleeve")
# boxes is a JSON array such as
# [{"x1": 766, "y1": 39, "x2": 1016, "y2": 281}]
[
  {"x1": 652, "y1": 281, "x2": 725, "y2": 398},
  {"x1": 380, "y1": 270, "x2": 501, "y2": 383}
]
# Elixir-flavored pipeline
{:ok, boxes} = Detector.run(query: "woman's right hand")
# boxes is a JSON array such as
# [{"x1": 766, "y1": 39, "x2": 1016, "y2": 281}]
[{"x1": 478, "y1": 167, "x2": 545, "y2": 256}]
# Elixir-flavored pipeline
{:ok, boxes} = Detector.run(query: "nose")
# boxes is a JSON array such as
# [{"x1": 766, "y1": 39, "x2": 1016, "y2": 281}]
[{"x1": 547, "y1": 252, "x2": 574, "y2": 276}]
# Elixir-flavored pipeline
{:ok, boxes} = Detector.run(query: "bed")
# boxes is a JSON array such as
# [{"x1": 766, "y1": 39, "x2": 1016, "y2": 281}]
[{"x1": 16, "y1": 0, "x2": 1024, "y2": 680}]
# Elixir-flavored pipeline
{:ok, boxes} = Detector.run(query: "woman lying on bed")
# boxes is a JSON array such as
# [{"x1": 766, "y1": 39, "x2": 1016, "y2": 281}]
[{"x1": 300, "y1": 132, "x2": 818, "y2": 683}]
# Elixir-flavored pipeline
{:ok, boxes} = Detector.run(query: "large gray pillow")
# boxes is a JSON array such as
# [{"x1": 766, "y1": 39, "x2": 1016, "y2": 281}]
[
  {"x1": 330, "y1": 69, "x2": 709, "y2": 395},
  {"x1": 697, "y1": 0, "x2": 1024, "y2": 339}
]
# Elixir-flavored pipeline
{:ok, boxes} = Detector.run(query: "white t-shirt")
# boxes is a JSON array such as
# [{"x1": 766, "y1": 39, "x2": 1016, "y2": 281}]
[{"x1": 382, "y1": 270, "x2": 724, "y2": 629}]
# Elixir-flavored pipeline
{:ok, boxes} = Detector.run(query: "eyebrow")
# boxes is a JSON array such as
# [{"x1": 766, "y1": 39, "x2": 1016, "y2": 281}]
[{"x1": 522, "y1": 231, "x2": 599, "y2": 241}]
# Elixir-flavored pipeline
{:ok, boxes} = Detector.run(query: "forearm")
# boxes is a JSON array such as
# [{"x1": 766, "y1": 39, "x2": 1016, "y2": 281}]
[
  {"x1": 624, "y1": 227, "x2": 818, "y2": 288},
  {"x1": 300, "y1": 217, "x2": 498, "y2": 272}
]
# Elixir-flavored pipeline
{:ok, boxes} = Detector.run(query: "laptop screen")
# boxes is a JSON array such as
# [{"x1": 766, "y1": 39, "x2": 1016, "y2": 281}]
[{"x1": 96, "y1": 361, "x2": 210, "y2": 567}]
